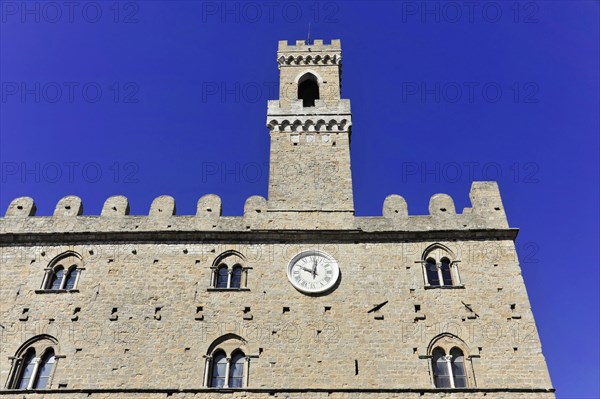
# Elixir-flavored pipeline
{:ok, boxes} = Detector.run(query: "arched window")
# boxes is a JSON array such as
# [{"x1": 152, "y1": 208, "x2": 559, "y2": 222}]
[
  {"x1": 421, "y1": 244, "x2": 461, "y2": 288},
  {"x1": 432, "y1": 347, "x2": 451, "y2": 388},
  {"x1": 16, "y1": 349, "x2": 36, "y2": 389},
  {"x1": 298, "y1": 73, "x2": 319, "y2": 107},
  {"x1": 210, "y1": 350, "x2": 227, "y2": 388},
  {"x1": 426, "y1": 258, "x2": 439, "y2": 286},
  {"x1": 64, "y1": 269, "x2": 78, "y2": 290},
  {"x1": 210, "y1": 251, "x2": 250, "y2": 290},
  {"x1": 49, "y1": 268, "x2": 64, "y2": 290},
  {"x1": 216, "y1": 266, "x2": 229, "y2": 288},
  {"x1": 204, "y1": 334, "x2": 250, "y2": 389},
  {"x1": 428, "y1": 334, "x2": 472, "y2": 388},
  {"x1": 7, "y1": 335, "x2": 60, "y2": 390},
  {"x1": 229, "y1": 351, "x2": 245, "y2": 388},
  {"x1": 450, "y1": 347, "x2": 467, "y2": 388},
  {"x1": 231, "y1": 265, "x2": 243, "y2": 289},
  {"x1": 32, "y1": 349, "x2": 55, "y2": 389},
  {"x1": 440, "y1": 258, "x2": 453, "y2": 286},
  {"x1": 42, "y1": 252, "x2": 82, "y2": 291}
]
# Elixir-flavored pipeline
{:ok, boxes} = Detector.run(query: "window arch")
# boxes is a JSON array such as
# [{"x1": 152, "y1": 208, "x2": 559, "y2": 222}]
[
  {"x1": 421, "y1": 244, "x2": 461, "y2": 287},
  {"x1": 41, "y1": 252, "x2": 83, "y2": 291},
  {"x1": 210, "y1": 251, "x2": 250, "y2": 290},
  {"x1": 204, "y1": 335, "x2": 250, "y2": 388},
  {"x1": 6, "y1": 335, "x2": 60, "y2": 390},
  {"x1": 298, "y1": 73, "x2": 320, "y2": 107},
  {"x1": 428, "y1": 334, "x2": 472, "y2": 388}
]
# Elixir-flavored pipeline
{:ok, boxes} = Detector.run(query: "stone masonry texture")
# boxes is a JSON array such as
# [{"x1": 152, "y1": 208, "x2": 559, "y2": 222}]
[{"x1": 0, "y1": 39, "x2": 554, "y2": 398}]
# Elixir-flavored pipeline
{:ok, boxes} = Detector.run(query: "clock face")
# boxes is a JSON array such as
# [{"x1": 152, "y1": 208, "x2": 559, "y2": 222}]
[{"x1": 287, "y1": 250, "x2": 340, "y2": 294}]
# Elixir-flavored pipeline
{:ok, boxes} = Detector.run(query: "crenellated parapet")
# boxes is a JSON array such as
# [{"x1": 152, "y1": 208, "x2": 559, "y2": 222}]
[
  {"x1": 1, "y1": 182, "x2": 511, "y2": 238},
  {"x1": 277, "y1": 39, "x2": 341, "y2": 69}
]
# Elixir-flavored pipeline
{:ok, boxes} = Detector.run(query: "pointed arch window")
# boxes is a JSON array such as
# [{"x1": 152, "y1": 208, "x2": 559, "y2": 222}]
[
  {"x1": 6, "y1": 335, "x2": 61, "y2": 390},
  {"x1": 40, "y1": 252, "x2": 83, "y2": 292},
  {"x1": 428, "y1": 334, "x2": 473, "y2": 389},
  {"x1": 420, "y1": 244, "x2": 461, "y2": 288},
  {"x1": 204, "y1": 335, "x2": 251, "y2": 388},
  {"x1": 210, "y1": 251, "x2": 251, "y2": 290}
]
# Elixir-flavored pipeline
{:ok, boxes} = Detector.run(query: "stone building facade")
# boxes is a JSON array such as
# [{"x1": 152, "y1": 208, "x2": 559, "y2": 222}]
[{"x1": 0, "y1": 39, "x2": 555, "y2": 398}]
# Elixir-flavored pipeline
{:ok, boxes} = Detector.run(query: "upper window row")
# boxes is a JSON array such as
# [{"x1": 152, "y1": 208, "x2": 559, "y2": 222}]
[{"x1": 36, "y1": 245, "x2": 460, "y2": 293}]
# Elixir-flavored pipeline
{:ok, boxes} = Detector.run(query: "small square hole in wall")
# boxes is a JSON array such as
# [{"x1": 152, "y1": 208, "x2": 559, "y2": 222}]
[
  {"x1": 409, "y1": 288, "x2": 415, "y2": 293},
  {"x1": 510, "y1": 304, "x2": 516, "y2": 310},
  {"x1": 244, "y1": 307, "x2": 251, "y2": 313},
  {"x1": 282, "y1": 307, "x2": 290, "y2": 313},
  {"x1": 414, "y1": 305, "x2": 421, "y2": 312},
  {"x1": 513, "y1": 347, "x2": 518, "y2": 352},
  {"x1": 497, "y1": 287, "x2": 503, "y2": 292},
  {"x1": 324, "y1": 306, "x2": 332, "y2": 313},
  {"x1": 413, "y1": 348, "x2": 417, "y2": 354},
  {"x1": 494, "y1": 263, "x2": 498, "y2": 267},
  {"x1": 58, "y1": 383, "x2": 68, "y2": 389}
]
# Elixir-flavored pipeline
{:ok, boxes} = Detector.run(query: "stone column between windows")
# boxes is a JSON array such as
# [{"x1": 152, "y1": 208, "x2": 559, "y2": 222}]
[
  {"x1": 59, "y1": 272, "x2": 68, "y2": 290},
  {"x1": 27, "y1": 357, "x2": 42, "y2": 390},
  {"x1": 223, "y1": 357, "x2": 231, "y2": 388},
  {"x1": 202, "y1": 356, "x2": 211, "y2": 387},
  {"x1": 227, "y1": 271, "x2": 232, "y2": 289},
  {"x1": 443, "y1": 355, "x2": 455, "y2": 388},
  {"x1": 436, "y1": 264, "x2": 445, "y2": 288}
]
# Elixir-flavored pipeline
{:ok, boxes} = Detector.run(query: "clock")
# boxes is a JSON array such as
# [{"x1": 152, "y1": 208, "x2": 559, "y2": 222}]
[{"x1": 287, "y1": 250, "x2": 340, "y2": 294}]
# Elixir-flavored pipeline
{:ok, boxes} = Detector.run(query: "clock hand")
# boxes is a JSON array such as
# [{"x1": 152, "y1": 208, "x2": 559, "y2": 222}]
[{"x1": 312, "y1": 256, "x2": 318, "y2": 278}]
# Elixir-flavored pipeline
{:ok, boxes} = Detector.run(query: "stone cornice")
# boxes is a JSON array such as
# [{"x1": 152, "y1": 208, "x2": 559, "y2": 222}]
[
  {"x1": 0, "y1": 387, "x2": 556, "y2": 395},
  {"x1": 0, "y1": 228, "x2": 519, "y2": 245}
]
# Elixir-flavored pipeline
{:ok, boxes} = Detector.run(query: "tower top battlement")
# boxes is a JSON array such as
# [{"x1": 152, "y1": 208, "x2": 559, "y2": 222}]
[{"x1": 278, "y1": 39, "x2": 341, "y2": 52}]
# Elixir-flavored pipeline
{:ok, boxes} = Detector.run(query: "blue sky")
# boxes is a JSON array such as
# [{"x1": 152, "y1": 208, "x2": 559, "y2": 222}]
[{"x1": 1, "y1": 1, "x2": 598, "y2": 397}]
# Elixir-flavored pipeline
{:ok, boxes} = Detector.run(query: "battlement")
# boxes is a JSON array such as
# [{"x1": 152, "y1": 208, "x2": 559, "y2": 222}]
[
  {"x1": 0, "y1": 182, "x2": 512, "y2": 238},
  {"x1": 277, "y1": 39, "x2": 342, "y2": 69},
  {"x1": 278, "y1": 39, "x2": 341, "y2": 52}
]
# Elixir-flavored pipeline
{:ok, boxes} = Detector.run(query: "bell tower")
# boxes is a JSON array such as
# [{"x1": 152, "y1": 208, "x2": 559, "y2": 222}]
[{"x1": 266, "y1": 39, "x2": 354, "y2": 213}]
